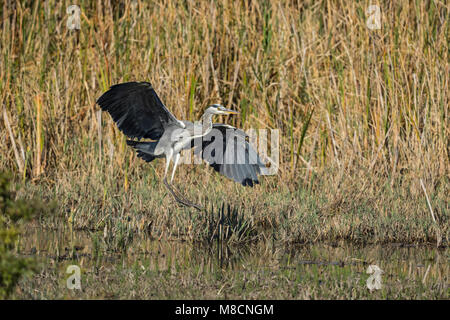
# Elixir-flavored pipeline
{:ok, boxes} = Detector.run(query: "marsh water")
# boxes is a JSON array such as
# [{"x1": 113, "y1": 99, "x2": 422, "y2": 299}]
[{"x1": 16, "y1": 226, "x2": 449, "y2": 299}]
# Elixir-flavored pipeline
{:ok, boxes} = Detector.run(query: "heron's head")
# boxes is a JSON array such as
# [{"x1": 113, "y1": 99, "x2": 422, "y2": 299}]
[{"x1": 206, "y1": 104, "x2": 239, "y2": 115}]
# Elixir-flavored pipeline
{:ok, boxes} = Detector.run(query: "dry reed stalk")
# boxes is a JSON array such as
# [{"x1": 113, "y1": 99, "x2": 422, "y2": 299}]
[
  {"x1": 419, "y1": 178, "x2": 441, "y2": 247},
  {"x1": 34, "y1": 95, "x2": 42, "y2": 177},
  {"x1": 3, "y1": 108, "x2": 24, "y2": 173},
  {"x1": 227, "y1": 57, "x2": 241, "y2": 109},
  {"x1": 97, "y1": 110, "x2": 102, "y2": 163}
]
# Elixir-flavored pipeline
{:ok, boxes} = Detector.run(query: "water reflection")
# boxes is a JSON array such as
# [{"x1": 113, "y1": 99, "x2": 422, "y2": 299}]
[{"x1": 19, "y1": 226, "x2": 448, "y2": 297}]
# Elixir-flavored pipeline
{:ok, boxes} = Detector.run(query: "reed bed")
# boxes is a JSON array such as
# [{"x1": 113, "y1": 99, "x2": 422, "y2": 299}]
[{"x1": 0, "y1": 0, "x2": 448, "y2": 244}]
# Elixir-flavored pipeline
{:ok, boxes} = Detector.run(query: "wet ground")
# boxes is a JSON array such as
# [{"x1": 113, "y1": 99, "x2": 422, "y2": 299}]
[{"x1": 15, "y1": 226, "x2": 449, "y2": 299}]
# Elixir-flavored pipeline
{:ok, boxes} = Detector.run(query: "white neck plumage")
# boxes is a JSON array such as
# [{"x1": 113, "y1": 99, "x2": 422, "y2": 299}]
[{"x1": 200, "y1": 111, "x2": 214, "y2": 136}]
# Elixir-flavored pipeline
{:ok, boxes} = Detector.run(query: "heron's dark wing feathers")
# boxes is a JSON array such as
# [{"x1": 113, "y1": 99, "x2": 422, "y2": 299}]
[
  {"x1": 126, "y1": 140, "x2": 157, "y2": 163},
  {"x1": 97, "y1": 82, "x2": 181, "y2": 140},
  {"x1": 194, "y1": 124, "x2": 265, "y2": 187}
]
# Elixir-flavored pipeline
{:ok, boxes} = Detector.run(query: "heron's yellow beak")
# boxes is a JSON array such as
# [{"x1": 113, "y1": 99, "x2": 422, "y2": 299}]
[{"x1": 224, "y1": 109, "x2": 239, "y2": 115}]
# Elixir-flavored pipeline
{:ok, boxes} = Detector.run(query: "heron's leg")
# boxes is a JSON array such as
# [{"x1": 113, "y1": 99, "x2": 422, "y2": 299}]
[
  {"x1": 164, "y1": 148, "x2": 173, "y2": 178},
  {"x1": 170, "y1": 152, "x2": 180, "y2": 183},
  {"x1": 163, "y1": 177, "x2": 203, "y2": 211},
  {"x1": 162, "y1": 148, "x2": 203, "y2": 211}
]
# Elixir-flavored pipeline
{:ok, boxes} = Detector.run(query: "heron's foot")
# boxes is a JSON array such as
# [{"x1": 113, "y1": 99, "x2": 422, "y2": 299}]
[{"x1": 163, "y1": 178, "x2": 203, "y2": 211}]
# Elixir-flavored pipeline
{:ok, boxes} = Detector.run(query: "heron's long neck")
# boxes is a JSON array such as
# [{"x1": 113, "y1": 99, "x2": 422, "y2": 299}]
[{"x1": 201, "y1": 111, "x2": 213, "y2": 135}]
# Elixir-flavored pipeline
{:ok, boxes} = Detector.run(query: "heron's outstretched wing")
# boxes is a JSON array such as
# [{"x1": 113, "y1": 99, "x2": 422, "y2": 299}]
[
  {"x1": 96, "y1": 82, "x2": 183, "y2": 140},
  {"x1": 194, "y1": 124, "x2": 266, "y2": 187}
]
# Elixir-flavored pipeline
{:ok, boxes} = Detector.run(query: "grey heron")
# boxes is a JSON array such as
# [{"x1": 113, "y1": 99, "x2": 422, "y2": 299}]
[{"x1": 97, "y1": 82, "x2": 266, "y2": 209}]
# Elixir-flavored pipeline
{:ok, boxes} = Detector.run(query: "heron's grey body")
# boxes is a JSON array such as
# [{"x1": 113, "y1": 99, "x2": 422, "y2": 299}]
[{"x1": 97, "y1": 82, "x2": 266, "y2": 194}]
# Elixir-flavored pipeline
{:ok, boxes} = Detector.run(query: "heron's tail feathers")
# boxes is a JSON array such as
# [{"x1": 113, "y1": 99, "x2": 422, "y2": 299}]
[
  {"x1": 126, "y1": 140, "x2": 158, "y2": 163},
  {"x1": 126, "y1": 140, "x2": 141, "y2": 147}
]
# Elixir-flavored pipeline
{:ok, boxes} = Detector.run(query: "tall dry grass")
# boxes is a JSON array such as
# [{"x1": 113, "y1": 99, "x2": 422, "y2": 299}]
[{"x1": 0, "y1": 1, "x2": 448, "y2": 243}]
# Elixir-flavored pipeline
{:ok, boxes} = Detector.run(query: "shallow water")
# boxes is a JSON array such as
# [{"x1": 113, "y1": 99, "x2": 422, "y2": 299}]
[{"x1": 16, "y1": 226, "x2": 449, "y2": 299}]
